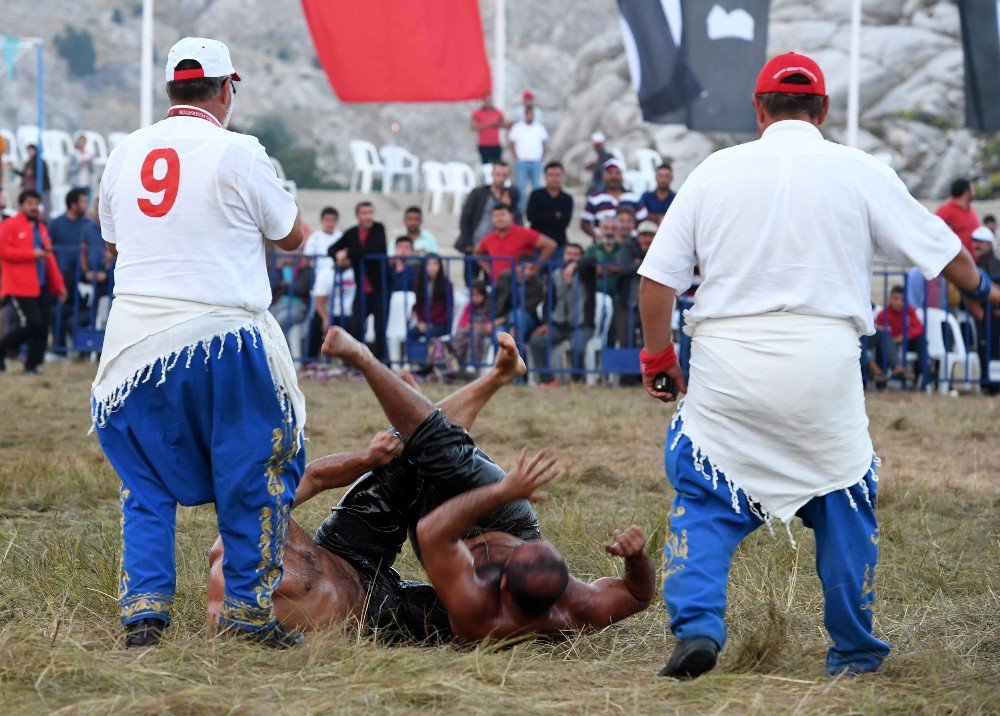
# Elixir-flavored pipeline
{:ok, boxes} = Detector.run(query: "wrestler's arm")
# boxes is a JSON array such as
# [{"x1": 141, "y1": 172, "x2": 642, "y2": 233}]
[
  {"x1": 416, "y1": 447, "x2": 559, "y2": 639},
  {"x1": 558, "y1": 526, "x2": 655, "y2": 629},
  {"x1": 294, "y1": 431, "x2": 403, "y2": 507}
]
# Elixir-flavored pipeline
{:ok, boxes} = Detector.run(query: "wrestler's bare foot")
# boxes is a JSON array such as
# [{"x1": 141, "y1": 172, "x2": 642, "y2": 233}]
[
  {"x1": 321, "y1": 327, "x2": 369, "y2": 366},
  {"x1": 494, "y1": 332, "x2": 527, "y2": 384}
]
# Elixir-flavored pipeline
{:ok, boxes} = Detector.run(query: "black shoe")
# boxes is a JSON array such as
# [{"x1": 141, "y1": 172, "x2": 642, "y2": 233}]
[
  {"x1": 223, "y1": 622, "x2": 305, "y2": 649},
  {"x1": 658, "y1": 637, "x2": 720, "y2": 679},
  {"x1": 0, "y1": 354, "x2": 5, "y2": 371},
  {"x1": 24, "y1": 366, "x2": 39, "y2": 375},
  {"x1": 124, "y1": 618, "x2": 167, "y2": 649}
]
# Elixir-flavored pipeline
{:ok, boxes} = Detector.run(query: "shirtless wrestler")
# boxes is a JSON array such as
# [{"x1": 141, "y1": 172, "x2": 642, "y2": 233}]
[{"x1": 208, "y1": 328, "x2": 654, "y2": 642}]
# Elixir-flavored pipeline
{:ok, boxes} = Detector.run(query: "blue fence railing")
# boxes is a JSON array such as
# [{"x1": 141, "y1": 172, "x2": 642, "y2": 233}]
[{"x1": 5, "y1": 249, "x2": 998, "y2": 391}]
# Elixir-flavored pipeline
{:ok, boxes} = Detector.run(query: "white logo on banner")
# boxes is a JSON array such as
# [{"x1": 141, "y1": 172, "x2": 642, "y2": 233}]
[{"x1": 707, "y1": 6, "x2": 755, "y2": 42}]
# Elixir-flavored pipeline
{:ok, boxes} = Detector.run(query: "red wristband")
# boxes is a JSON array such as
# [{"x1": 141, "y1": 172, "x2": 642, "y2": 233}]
[{"x1": 639, "y1": 344, "x2": 677, "y2": 376}]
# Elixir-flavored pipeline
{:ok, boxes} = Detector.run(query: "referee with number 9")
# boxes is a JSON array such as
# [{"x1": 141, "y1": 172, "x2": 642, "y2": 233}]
[{"x1": 93, "y1": 38, "x2": 308, "y2": 649}]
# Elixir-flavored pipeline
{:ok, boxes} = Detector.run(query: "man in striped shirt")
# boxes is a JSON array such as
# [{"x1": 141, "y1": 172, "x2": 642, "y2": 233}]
[{"x1": 579, "y1": 158, "x2": 647, "y2": 241}]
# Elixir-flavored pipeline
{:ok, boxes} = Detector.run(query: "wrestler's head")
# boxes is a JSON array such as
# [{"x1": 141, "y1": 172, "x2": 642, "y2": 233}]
[{"x1": 501, "y1": 540, "x2": 569, "y2": 617}]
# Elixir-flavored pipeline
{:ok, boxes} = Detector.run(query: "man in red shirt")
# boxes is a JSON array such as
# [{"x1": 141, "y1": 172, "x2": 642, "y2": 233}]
[
  {"x1": 476, "y1": 204, "x2": 557, "y2": 282},
  {"x1": 470, "y1": 94, "x2": 505, "y2": 165},
  {"x1": 936, "y1": 179, "x2": 980, "y2": 255},
  {"x1": 0, "y1": 189, "x2": 67, "y2": 373}
]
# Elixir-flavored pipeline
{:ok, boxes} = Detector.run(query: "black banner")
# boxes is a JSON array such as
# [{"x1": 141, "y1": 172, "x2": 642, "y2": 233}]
[
  {"x1": 958, "y1": 1, "x2": 1000, "y2": 132},
  {"x1": 618, "y1": 0, "x2": 771, "y2": 132}
]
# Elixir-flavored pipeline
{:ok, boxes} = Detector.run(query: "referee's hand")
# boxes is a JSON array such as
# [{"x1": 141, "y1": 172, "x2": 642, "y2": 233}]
[{"x1": 642, "y1": 363, "x2": 687, "y2": 403}]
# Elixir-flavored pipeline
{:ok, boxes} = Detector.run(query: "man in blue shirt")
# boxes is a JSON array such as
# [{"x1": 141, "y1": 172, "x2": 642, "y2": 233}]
[
  {"x1": 639, "y1": 164, "x2": 676, "y2": 223},
  {"x1": 47, "y1": 188, "x2": 93, "y2": 353}
]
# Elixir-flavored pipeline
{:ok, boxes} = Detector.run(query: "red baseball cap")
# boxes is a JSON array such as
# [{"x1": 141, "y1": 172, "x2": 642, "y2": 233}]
[
  {"x1": 754, "y1": 52, "x2": 825, "y2": 96},
  {"x1": 523, "y1": 90, "x2": 534, "y2": 101}
]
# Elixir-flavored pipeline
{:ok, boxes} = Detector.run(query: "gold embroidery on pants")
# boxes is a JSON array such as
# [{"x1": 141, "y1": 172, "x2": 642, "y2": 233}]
[
  {"x1": 860, "y1": 563, "x2": 877, "y2": 611},
  {"x1": 120, "y1": 592, "x2": 172, "y2": 620},
  {"x1": 662, "y1": 528, "x2": 689, "y2": 583},
  {"x1": 117, "y1": 484, "x2": 132, "y2": 602}
]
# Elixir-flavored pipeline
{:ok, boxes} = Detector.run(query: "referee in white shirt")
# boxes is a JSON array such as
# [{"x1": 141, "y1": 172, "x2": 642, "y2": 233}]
[
  {"x1": 638, "y1": 52, "x2": 1000, "y2": 679},
  {"x1": 93, "y1": 38, "x2": 307, "y2": 649}
]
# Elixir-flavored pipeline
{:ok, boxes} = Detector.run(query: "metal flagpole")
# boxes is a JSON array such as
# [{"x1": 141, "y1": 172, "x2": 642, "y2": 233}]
[
  {"x1": 140, "y1": 0, "x2": 154, "y2": 127},
  {"x1": 846, "y1": 0, "x2": 861, "y2": 147},
  {"x1": 494, "y1": 0, "x2": 506, "y2": 111},
  {"x1": 36, "y1": 40, "x2": 43, "y2": 196}
]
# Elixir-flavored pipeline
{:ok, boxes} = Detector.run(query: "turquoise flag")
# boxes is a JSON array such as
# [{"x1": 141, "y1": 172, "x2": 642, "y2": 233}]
[{"x1": 1, "y1": 36, "x2": 22, "y2": 79}]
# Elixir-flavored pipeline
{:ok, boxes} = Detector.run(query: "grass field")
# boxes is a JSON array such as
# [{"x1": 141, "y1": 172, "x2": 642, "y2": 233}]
[{"x1": 1, "y1": 364, "x2": 998, "y2": 714}]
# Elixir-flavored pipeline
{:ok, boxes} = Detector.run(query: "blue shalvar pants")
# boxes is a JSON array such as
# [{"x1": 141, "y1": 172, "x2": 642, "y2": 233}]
[
  {"x1": 662, "y1": 416, "x2": 890, "y2": 675},
  {"x1": 96, "y1": 328, "x2": 304, "y2": 631}
]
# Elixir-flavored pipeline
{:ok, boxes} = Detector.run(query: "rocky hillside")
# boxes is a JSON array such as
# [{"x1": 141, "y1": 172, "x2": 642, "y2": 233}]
[{"x1": 0, "y1": 0, "x2": 981, "y2": 197}]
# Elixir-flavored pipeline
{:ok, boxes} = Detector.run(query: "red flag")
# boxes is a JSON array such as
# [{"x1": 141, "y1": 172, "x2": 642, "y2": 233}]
[{"x1": 301, "y1": 0, "x2": 492, "y2": 103}]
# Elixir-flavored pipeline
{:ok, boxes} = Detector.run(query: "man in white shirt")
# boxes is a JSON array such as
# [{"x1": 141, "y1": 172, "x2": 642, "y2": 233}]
[
  {"x1": 507, "y1": 107, "x2": 548, "y2": 211},
  {"x1": 302, "y1": 206, "x2": 342, "y2": 361},
  {"x1": 93, "y1": 37, "x2": 307, "y2": 650},
  {"x1": 638, "y1": 52, "x2": 1000, "y2": 679}
]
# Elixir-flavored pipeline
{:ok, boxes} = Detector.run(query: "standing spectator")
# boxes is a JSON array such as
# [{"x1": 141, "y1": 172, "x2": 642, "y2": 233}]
[
  {"x1": 579, "y1": 159, "x2": 647, "y2": 240},
  {"x1": 399, "y1": 205, "x2": 438, "y2": 255},
  {"x1": 936, "y1": 178, "x2": 980, "y2": 255},
  {"x1": 470, "y1": 93, "x2": 505, "y2": 165},
  {"x1": 301, "y1": 207, "x2": 341, "y2": 362},
  {"x1": 585, "y1": 132, "x2": 614, "y2": 195},
  {"x1": 451, "y1": 280, "x2": 492, "y2": 364},
  {"x1": 476, "y1": 204, "x2": 557, "y2": 283},
  {"x1": 971, "y1": 226, "x2": 1000, "y2": 392},
  {"x1": 268, "y1": 256, "x2": 311, "y2": 336},
  {"x1": 389, "y1": 236, "x2": 418, "y2": 292},
  {"x1": 456, "y1": 160, "x2": 520, "y2": 254},
  {"x1": 586, "y1": 216, "x2": 622, "y2": 298},
  {"x1": 615, "y1": 220, "x2": 657, "y2": 348},
  {"x1": 528, "y1": 243, "x2": 596, "y2": 384},
  {"x1": 507, "y1": 107, "x2": 548, "y2": 208},
  {"x1": 68, "y1": 135, "x2": 96, "y2": 198},
  {"x1": 14, "y1": 145, "x2": 51, "y2": 214},
  {"x1": 409, "y1": 254, "x2": 453, "y2": 341},
  {"x1": 873, "y1": 286, "x2": 922, "y2": 383},
  {"x1": 0, "y1": 189, "x2": 67, "y2": 373},
  {"x1": 640, "y1": 164, "x2": 676, "y2": 223},
  {"x1": 526, "y1": 161, "x2": 573, "y2": 248},
  {"x1": 48, "y1": 188, "x2": 93, "y2": 354},
  {"x1": 507, "y1": 89, "x2": 544, "y2": 125},
  {"x1": 616, "y1": 205, "x2": 638, "y2": 243},
  {"x1": 80, "y1": 198, "x2": 114, "y2": 327},
  {"x1": 329, "y1": 249, "x2": 356, "y2": 327},
  {"x1": 329, "y1": 201, "x2": 389, "y2": 361},
  {"x1": 494, "y1": 256, "x2": 545, "y2": 345}
]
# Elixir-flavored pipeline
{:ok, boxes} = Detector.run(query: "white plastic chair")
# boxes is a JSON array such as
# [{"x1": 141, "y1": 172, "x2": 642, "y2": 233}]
[
  {"x1": 379, "y1": 145, "x2": 420, "y2": 193},
  {"x1": 385, "y1": 290, "x2": 417, "y2": 366},
  {"x1": 584, "y1": 292, "x2": 615, "y2": 385},
  {"x1": 349, "y1": 140, "x2": 384, "y2": 193},
  {"x1": 1, "y1": 127, "x2": 20, "y2": 170},
  {"x1": 444, "y1": 161, "x2": 477, "y2": 215},
  {"x1": 624, "y1": 169, "x2": 650, "y2": 193},
  {"x1": 107, "y1": 132, "x2": 128, "y2": 151},
  {"x1": 634, "y1": 147, "x2": 663, "y2": 186},
  {"x1": 269, "y1": 156, "x2": 297, "y2": 197},
  {"x1": 47, "y1": 184, "x2": 71, "y2": 214},
  {"x1": 609, "y1": 148, "x2": 626, "y2": 164},
  {"x1": 421, "y1": 161, "x2": 448, "y2": 215},
  {"x1": 480, "y1": 163, "x2": 493, "y2": 185},
  {"x1": 448, "y1": 289, "x2": 469, "y2": 338},
  {"x1": 922, "y1": 307, "x2": 981, "y2": 392}
]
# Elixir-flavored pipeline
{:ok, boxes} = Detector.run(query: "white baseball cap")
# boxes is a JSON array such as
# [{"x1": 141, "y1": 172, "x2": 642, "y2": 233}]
[
  {"x1": 971, "y1": 225, "x2": 995, "y2": 243},
  {"x1": 165, "y1": 37, "x2": 240, "y2": 83},
  {"x1": 603, "y1": 157, "x2": 625, "y2": 171},
  {"x1": 591, "y1": 131, "x2": 606, "y2": 143}
]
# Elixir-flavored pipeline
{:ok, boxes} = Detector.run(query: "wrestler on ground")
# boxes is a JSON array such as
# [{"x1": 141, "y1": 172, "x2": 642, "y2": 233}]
[{"x1": 637, "y1": 52, "x2": 1000, "y2": 679}]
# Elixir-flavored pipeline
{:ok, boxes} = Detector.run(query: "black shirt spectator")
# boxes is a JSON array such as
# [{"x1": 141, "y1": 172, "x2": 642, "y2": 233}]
[{"x1": 526, "y1": 161, "x2": 573, "y2": 247}]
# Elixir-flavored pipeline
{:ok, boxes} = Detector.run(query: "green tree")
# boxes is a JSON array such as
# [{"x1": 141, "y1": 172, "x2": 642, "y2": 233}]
[{"x1": 53, "y1": 25, "x2": 97, "y2": 77}]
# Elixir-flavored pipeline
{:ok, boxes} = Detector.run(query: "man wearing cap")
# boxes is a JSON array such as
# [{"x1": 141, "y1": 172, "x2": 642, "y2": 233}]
[
  {"x1": 638, "y1": 52, "x2": 1000, "y2": 679},
  {"x1": 93, "y1": 37, "x2": 307, "y2": 649},
  {"x1": 585, "y1": 132, "x2": 614, "y2": 195},
  {"x1": 970, "y1": 225, "x2": 1000, "y2": 389},
  {"x1": 506, "y1": 89, "x2": 544, "y2": 126},
  {"x1": 579, "y1": 159, "x2": 647, "y2": 241}
]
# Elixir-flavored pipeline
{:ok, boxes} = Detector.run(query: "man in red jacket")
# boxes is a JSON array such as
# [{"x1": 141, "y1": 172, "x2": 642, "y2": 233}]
[{"x1": 0, "y1": 189, "x2": 67, "y2": 373}]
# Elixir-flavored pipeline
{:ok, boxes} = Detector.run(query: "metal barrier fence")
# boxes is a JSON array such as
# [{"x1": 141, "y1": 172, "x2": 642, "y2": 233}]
[{"x1": 5, "y1": 249, "x2": 998, "y2": 391}]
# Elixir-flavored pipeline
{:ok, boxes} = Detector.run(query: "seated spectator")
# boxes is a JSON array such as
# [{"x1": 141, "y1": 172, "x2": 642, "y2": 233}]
[
  {"x1": 399, "y1": 205, "x2": 439, "y2": 255},
  {"x1": 80, "y1": 201, "x2": 115, "y2": 325},
  {"x1": 494, "y1": 256, "x2": 545, "y2": 346},
  {"x1": 639, "y1": 164, "x2": 676, "y2": 223},
  {"x1": 475, "y1": 204, "x2": 557, "y2": 283},
  {"x1": 390, "y1": 236, "x2": 418, "y2": 292},
  {"x1": 579, "y1": 159, "x2": 647, "y2": 241},
  {"x1": 409, "y1": 254, "x2": 454, "y2": 341},
  {"x1": 451, "y1": 280, "x2": 493, "y2": 365},
  {"x1": 302, "y1": 207, "x2": 342, "y2": 361},
  {"x1": 329, "y1": 249, "x2": 356, "y2": 326},
  {"x1": 615, "y1": 205, "x2": 638, "y2": 243},
  {"x1": 526, "y1": 161, "x2": 573, "y2": 247},
  {"x1": 269, "y1": 258, "x2": 312, "y2": 337},
  {"x1": 586, "y1": 216, "x2": 622, "y2": 299},
  {"x1": 872, "y1": 285, "x2": 922, "y2": 384},
  {"x1": 615, "y1": 221, "x2": 657, "y2": 349},
  {"x1": 456, "y1": 160, "x2": 520, "y2": 255},
  {"x1": 906, "y1": 266, "x2": 948, "y2": 311},
  {"x1": 984, "y1": 214, "x2": 997, "y2": 237},
  {"x1": 971, "y1": 226, "x2": 1000, "y2": 392},
  {"x1": 528, "y1": 243, "x2": 596, "y2": 384}
]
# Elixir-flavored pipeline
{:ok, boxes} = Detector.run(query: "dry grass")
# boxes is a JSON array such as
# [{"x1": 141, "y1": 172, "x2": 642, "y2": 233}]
[{"x1": 0, "y1": 364, "x2": 998, "y2": 714}]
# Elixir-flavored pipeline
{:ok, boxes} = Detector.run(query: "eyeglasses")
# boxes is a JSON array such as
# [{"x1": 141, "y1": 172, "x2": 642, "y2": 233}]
[{"x1": 229, "y1": 76, "x2": 240, "y2": 95}]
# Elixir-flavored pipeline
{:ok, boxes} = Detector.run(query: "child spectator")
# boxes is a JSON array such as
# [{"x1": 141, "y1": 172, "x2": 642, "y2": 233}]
[
  {"x1": 451, "y1": 280, "x2": 493, "y2": 365},
  {"x1": 410, "y1": 254, "x2": 454, "y2": 340},
  {"x1": 872, "y1": 285, "x2": 922, "y2": 384}
]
